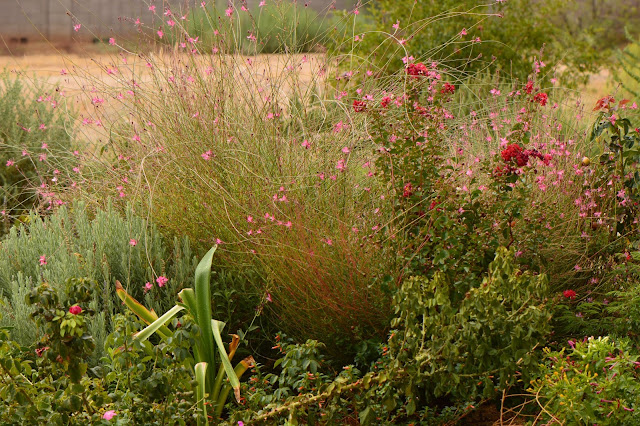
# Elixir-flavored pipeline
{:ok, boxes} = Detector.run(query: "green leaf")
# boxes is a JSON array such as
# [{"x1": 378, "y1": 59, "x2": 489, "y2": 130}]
[
  {"x1": 195, "y1": 246, "x2": 218, "y2": 388},
  {"x1": 211, "y1": 319, "x2": 241, "y2": 401},
  {"x1": 134, "y1": 305, "x2": 184, "y2": 342},
  {"x1": 195, "y1": 362, "x2": 209, "y2": 426}
]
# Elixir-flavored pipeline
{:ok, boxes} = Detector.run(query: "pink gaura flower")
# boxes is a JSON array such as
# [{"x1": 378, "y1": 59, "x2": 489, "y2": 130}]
[
  {"x1": 144, "y1": 282, "x2": 153, "y2": 292},
  {"x1": 39, "y1": 255, "x2": 47, "y2": 266},
  {"x1": 129, "y1": 239, "x2": 137, "y2": 246},
  {"x1": 156, "y1": 276, "x2": 169, "y2": 287}
]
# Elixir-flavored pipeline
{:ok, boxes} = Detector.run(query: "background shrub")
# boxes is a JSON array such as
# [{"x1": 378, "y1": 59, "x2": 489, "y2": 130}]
[
  {"x1": 348, "y1": 0, "x2": 606, "y2": 86},
  {"x1": 0, "y1": 72, "x2": 74, "y2": 234}
]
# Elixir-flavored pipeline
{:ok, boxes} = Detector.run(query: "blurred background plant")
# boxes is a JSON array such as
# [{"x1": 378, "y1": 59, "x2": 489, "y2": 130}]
[{"x1": 0, "y1": 72, "x2": 74, "y2": 235}]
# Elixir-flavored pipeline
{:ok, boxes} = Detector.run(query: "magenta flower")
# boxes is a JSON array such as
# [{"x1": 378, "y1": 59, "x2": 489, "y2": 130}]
[
  {"x1": 39, "y1": 255, "x2": 47, "y2": 266},
  {"x1": 156, "y1": 276, "x2": 169, "y2": 287},
  {"x1": 69, "y1": 305, "x2": 82, "y2": 315},
  {"x1": 103, "y1": 410, "x2": 117, "y2": 420}
]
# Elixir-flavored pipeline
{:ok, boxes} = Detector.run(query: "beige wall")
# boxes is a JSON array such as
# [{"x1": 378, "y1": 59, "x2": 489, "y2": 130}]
[{"x1": 0, "y1": 0, "x2": 352, "y2": 42}]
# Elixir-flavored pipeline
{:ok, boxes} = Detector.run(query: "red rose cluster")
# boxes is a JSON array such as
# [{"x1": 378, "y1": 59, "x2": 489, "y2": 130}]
[
  {"x1": 353, "y1": 100, "x2": 366, "y2": 112},
  {"x1": 406, "y1": 62, "x2": 428, "y2": 77},
  {"x1": 496, "y1": 143, "x2": 549, "y2": 176}
]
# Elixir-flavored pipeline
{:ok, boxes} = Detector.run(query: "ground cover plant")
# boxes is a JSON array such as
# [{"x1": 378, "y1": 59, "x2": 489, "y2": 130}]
[{"x1": 4, "y1": 0, "x2": 640, "y2": 424}]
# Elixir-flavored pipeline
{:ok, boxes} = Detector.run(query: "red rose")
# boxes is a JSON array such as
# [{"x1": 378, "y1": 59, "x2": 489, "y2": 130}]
[
  {"x1": 69, "y1": 305, "x2": 82, "y2": 315},
  {"x1": 533, "y1": 92, "x2": 548, "y2": 106},
  {"x1": 352, "y1": 100, "x2": 366, "y2": 112},
  {"x1": 440, "y1": 82, "x2": 455, "y2": 94},
  {"x1": 406, "y1": 62, "x2": 428, "y2": 77},
  {"x1": 525, "y1": 80, "x2": 534, "y2": 94},
  {"x1": 501, "y1": 144, "x2": 529, "y2": 167},
  {"x1": 562, "y1": 290, "x2": 577, "y2": 300}
]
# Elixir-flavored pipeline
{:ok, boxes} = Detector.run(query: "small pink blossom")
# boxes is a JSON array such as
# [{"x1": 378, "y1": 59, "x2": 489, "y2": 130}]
[
  {"x1": 129, "y1": 239, "x2": 138, "y2": 246},
  {"x1": 156, "y1": 276, "x2": 169, "y2": 287},
  {"x1": 144, "y1": 282, "x2": 153, "y2": 292},
  {"x1": 103, "y1": 410, "x2": 117, "y2": 420},
  {"x1": 109, "y1": 37, "x2": 115, "y2": 45},
  {"x1": 39, "y1": 255, "x2": 47, "y2": 266}
]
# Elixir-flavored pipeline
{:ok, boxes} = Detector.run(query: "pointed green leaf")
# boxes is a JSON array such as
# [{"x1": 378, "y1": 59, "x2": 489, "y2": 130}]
[
  {"x1": 195, "y1": 246, "x2": 218, "y2": 387},
  {"x1": 195, "y1": 362, "x2": 209, "y2": 426},
  {"x1": 134, "y1": 305, "x2": 184, "y2": 342},
  {"x1": 212, "y1": 319, "x2": 240, "y2": 400}
]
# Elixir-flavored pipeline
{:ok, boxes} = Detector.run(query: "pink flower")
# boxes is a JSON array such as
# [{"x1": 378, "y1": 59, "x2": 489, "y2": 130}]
[
  {"x1": 144, "y1": 282, "x2": 153, "y2": 292},
  {"x1": 129, "y1": 239, "x2": 137, "y2": 246},
  {"x1": 157, "y1": 29, "x2": 164, "y2": 38},
  {"x1": 301, "y1": 140, "x2": 311, "y2": 149},
  {"x1": 39, "y1": 255, "x2": 47, "y2": 266},
  {"x1": 103, "y1": 410, "x2": 117, "y2": 420},
  {"x1": 225, "y1": 7, "x2": 233, "y2": 17},
  {"x1": 109, "y1": 38, "x2": 115, "y2": 45},
  {"x1": 156, "y1": 276, "x2": 169, "y2": 287},
  {"x1": 69, "y1": 305, "x2": 82, "y2": 315},
  {"x1": 73, "y1": 24, "x2": 81, "y2": 32},
  {"x1": 6, "y1": 159, "x2": 15, "y2": 166}
]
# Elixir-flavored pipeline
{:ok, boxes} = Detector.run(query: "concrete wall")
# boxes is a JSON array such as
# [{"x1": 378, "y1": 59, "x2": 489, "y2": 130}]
[{"x1": 0, "y1": 0, "x2": 353, "y2": 42}]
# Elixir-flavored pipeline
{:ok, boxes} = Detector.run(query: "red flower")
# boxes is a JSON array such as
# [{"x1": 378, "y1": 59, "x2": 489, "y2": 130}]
[
  {"x1": 352, "y1": 100, "x2": 366, "y2": 112},
  {"x1": 533, "y1": 92, "x2": 548, "y2": 106},
  {"x1": 440, "y1": 82, "x2": 455, "y2": 94},
  {"x1": 525, "y1": 80, "x2": 534, "y2": 94},
  {"x1": 501, "y1": 143, "x2": 529, "y2": 167},
  {"x1": 406, "y1": 62, "x2": 428, "y2": 77},
  {"x1": 562, "y1": 290, "x2": 577, "y2": 300},
  {"x1": 402, "y1": 183, "x2": 413, "y2": 197},
  {"x1": 69, "y1": 305, "x2": 82, "y2": 315},
  {"x1": 380, "y1": 96, "x2": 391, "y2": 108}
]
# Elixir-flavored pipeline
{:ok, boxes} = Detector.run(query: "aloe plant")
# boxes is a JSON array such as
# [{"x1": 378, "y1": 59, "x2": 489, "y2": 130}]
[{"x1": 115, "y1": 245, "x2": 254, "y2": 424}]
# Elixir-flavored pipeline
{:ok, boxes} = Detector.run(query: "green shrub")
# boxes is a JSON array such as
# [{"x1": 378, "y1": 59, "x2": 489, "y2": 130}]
[
  {"x1": 0, "y1": 203, "x2": 196, "y2": 356},
  {"x1": 235, "y1": 247, "x2": 551, "y2": 424},
  {"x1": 348, "y1": 0, "x2": 603, "y2": 85},
  {"x1": 0, "y1": 73, "x2": 74, "y2": 234},
  {"x1": 163, "y1": 0, "x2": 333, "y2": 54},
  {"x1": 530, "y1": 336, "x2": 640, "y2": 424}
]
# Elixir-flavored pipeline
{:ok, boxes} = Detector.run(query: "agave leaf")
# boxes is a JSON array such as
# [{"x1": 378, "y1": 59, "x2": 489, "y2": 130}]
[
  {"x1": 211, "y1": 334, "x2": 240, "y2": 406},
  {"x1": 115, "y1": 280, "x2": 172, "y2": 340},
  {"x1": 194, "y1": 246, "x2": 218, "y2": 388},
  {"x1": 214, "y1": 356, "x2": 256, "y2": 419},
  {"x1": 134, "y1": 305, "x2": 184, "y2": 342},
  {"x1": 195, "y1": 362, "x2": 209, "y2": 426},
  {"x1": 178, "y1": 288, "x2": 198, "y2": 316},
  {"x1": 212, "y1": 319, "x2": 240, "y2": 399}
]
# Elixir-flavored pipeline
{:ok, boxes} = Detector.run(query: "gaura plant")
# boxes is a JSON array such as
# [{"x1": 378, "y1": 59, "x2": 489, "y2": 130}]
[{"x1": 115, "y1": 245, "x2": 254, "y2": 424}]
